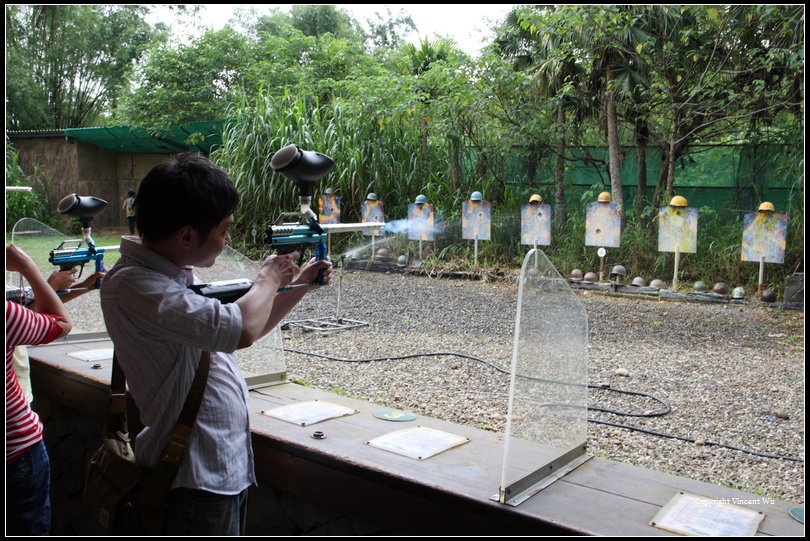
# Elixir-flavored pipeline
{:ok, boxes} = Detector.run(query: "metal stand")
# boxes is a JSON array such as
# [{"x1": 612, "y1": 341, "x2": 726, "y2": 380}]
[
  {"x1": 597, "y1": 247, "x2": 607, "y2": 282},
  {"x1": 282, "y1": 258, "x2": 369, "y2": 333},
  {"x1": 493, "y1": 444, "x2": 592, "y2": 506},
  {"x1": 672, "y1": 246, "x2": 681, "y2": 291}
]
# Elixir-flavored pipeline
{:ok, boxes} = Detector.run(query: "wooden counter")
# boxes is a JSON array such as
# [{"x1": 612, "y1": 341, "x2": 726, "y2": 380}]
[{"x1": 29, "y1": 336, "x2": 803, "y2": 535}]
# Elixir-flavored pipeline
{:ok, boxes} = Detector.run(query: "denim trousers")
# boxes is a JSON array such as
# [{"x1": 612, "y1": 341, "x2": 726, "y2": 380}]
[
  {"x1": 165, "y1": 487, "x2": 248, "y2": 535},
  {"x1": 6, "y1": 440, "x2": 51, "y2": 535}
]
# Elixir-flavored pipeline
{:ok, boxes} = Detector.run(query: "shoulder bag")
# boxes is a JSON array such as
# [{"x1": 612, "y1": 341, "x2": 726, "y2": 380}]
[{"x1": 82, "y1": 351, "x2": 211, "y2": 535}]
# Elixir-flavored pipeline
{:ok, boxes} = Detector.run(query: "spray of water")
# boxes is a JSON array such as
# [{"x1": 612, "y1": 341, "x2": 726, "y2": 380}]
[
  {"x1": 339, "y1": 214, "x2": 452, "y2": 260},
  {"x1": 382, "y1": 218, "x2": 408, "y2": 235},
  {"x1": 382, "y1": 216, "x2": 446, "y2": 236},
  {"x1": 340, "y1": 234, "x2": 396, "y2": 259}
]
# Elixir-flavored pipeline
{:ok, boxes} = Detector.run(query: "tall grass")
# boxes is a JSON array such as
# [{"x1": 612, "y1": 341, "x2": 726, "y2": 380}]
[
  {"x1": 211, "y1": 87, "x2": 458, "y2": 256},
  {"x1": 211, "y1": 89, "x2": 803, "y2": 296}
]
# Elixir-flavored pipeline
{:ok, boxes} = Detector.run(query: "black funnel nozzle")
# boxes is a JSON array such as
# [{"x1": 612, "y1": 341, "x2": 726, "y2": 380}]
[
  {"x1": 271, "y1": 144, "x2": 335, "y2": 196},
  {"x1": 57, "y1": 194, "x2": 108, "y2": 227}
]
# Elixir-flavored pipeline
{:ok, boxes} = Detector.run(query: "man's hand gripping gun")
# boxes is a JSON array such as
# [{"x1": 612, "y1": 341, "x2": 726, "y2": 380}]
[
  {"x1": 265, "y1": 219, "x2": 384, "y2": 285},
  {"x1": 189, "y1": 219, "x2": 384, "y2": 302}
]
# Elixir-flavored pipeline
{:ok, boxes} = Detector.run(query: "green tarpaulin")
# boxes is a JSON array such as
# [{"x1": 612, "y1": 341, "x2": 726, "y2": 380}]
[{"x1": 63, "y1": 121, "x2": 223, "y2": 154}]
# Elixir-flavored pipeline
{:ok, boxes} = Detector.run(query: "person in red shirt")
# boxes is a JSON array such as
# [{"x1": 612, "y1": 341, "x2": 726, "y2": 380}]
[{"x1": 6, "y1": 244, "x2": 72, "y2": 535}]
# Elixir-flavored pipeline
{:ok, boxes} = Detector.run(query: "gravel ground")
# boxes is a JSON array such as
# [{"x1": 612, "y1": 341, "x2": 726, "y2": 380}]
[
  {"x1": 59, "y1": 265, "x2": 804, "y2": 504},
  {"x1": 279, "y1": 268, "x2": 805, "y2": 504}
]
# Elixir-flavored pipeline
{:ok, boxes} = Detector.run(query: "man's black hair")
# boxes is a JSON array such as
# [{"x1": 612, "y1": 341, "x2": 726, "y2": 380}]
[{"x1": 135, "y1": 153, "x2": 239, "y2": 243}]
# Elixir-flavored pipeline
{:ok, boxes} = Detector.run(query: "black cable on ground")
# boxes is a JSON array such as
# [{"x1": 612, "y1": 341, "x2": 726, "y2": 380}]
[
  {"x1": 284, "y1": 348, "x2": 671, "y2": 416},
  {"x1": 283, "y1": 347, "x2": 510, "y2": 373},
  {"x1": 281, "y1": 347, "x2": 804, "y2": 463},
  {"x1": 589, "y1": 419, "x2": 804, "y2": 462}
]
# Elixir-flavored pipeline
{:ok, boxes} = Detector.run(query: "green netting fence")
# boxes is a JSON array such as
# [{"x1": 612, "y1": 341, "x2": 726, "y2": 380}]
[{"x1": 492, "y1": 144, "x2": 800, "y2": 215}]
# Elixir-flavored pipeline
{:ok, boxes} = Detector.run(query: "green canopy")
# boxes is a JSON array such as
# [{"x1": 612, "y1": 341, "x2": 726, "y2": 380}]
[{"x1": 63, "y1": 121, "x2": 224, "y2": 154}]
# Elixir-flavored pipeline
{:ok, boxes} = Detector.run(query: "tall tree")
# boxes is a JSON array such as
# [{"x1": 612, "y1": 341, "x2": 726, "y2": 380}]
[
  {"x1": 581, "y1": 6, "x2": 652, "y2": 218},
  {"x1": 403, "y1": 37, "x2": 458, "y2": 179},
  {"x1": 115, "y1": 27, "x2": 252, "y2": 128},
  {"x1": 515, "y1": 5, "x2": 648, "y2": 218},
  {"x1": 5, "y1": 5, "x2": 163, "y2": 129},
  {"x1": 634, "y1": 5, "x2": 803, "y2": 206},
  {"x1": 500, "y1": 6, "x2": 589, "y2": 226},
  {"x1": 289, "y1": 4, "x2": 363, "y2": 42},
  {"x1": 363, "y1": 7, "x2": 416, "y2": 54}
]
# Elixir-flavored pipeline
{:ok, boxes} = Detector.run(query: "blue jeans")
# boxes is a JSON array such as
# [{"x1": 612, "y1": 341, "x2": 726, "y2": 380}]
[
  {"x1": 6, "y1": 440, "x2": 51, "y2": 535},
  {"x1": 165, "y1": 487, "x2": 248, "y2": 535}
]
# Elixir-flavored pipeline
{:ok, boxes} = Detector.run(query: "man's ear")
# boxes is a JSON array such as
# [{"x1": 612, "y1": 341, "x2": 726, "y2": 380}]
[{"x1": 176, "y1": 225, "x2": 198, "y2": 250}]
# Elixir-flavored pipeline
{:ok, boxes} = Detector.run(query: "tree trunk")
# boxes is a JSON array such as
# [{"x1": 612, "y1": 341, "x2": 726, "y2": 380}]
[
  {"x1": 526, "y1": 143, "x2": 538, "y2": 183},
  {"x1": 635, "y1": 117, "x2": 648, "y2": 217},
  {"x1": 652, "y1": 147, "x2": 669, "y2": 215},
  {"x1": 554, "y1": 104, "x2": 566, "y2": 226},
  {"x1": 665, "y1": 107, "x2": 680, "y2": 194},
  {"x1": 653, "y1": 107, "x2": 685, "y2": 210},
  {"x1": 605, "y1": 64, "x2": 623, "y2": 215},
  {"x1": 447, "y1": 133, "x2": 461, "y2": 196}
]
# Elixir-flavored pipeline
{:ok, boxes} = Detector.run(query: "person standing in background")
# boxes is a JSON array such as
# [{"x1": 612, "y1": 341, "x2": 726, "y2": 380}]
[{"x1": 122, "y1": 189, "x2": 137, "y2": 235}]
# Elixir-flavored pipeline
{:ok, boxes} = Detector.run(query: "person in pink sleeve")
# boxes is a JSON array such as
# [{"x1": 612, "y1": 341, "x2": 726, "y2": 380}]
[{"x1": 6, "y1": 244, "x2": 73, "y2": 535}]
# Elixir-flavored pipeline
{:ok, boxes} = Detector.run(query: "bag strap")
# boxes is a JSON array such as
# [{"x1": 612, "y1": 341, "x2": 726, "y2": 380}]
[
  {"x1": 159, "y1": 351, "x2": 211, "y2": 467},
  {"x1": 109, "y1": 352, "x2": 129, "y2": 437},
  {"x1": 109, "y1": 350, "x2": 212, "y2": 470}
]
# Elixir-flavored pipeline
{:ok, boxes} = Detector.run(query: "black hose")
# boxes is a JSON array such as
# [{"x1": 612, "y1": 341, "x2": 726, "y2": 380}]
[{"x1": 589, "y1": 419, "x2": 804, "y2": 462}]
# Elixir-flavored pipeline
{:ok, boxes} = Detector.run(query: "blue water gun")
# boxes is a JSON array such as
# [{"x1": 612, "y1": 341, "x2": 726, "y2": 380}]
[
  {"x1": 49, "y1": 194, "x2": 117, "y2": 288},
  {"x1": 190, "y1": 144, "x2": 382, "y2": 302}
]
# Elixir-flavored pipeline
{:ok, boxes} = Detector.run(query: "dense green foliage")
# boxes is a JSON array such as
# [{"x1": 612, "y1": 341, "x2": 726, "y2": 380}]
[
  {"x1": 5, "y1": 5, "x2": 165, "y2": 129},
  {"x1": 5, "y1": 5, "x2": 804, "y2": 293}
]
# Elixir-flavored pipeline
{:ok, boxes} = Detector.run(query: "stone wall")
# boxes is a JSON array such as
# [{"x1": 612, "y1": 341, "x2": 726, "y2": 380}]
[
  {"x1": 116, "y1": 154, "x2": 168, "y2": 220},
  {"x1": 12, "y1": 136, "x2": 79, "y2": 228},
  {"x1": 11, "y1": 135, "x2": 171, "y2": 231},
  {"x1": 75, "y1": 143, "x2": 119, "y2": 228}
]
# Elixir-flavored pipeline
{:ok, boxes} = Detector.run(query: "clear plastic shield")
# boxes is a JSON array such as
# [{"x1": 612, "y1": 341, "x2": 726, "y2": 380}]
[
  {"x1": 498, "y1": 248, "x2": 589, "y2": 505},
  {"x1": 10, "y1": 218, "x2": 115, "y2": 334},
  {"x1": 192, "y1": 247, "x2": 287, "y2": 385},
  {"x1": 10, "y1": 218, "x2": 68, "y2": 277},
  {"x1": 8, "y1": 218, "x2": 285, "y2": 385}
]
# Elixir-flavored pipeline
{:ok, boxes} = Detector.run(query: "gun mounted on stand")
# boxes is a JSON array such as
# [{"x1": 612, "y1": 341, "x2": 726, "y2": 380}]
[
  {"x1": 49, "y1": 194, "x2": 119, "y2": 288},
  {"x1": 191, "y1": 144, "x2": 383, "y2": 302}
]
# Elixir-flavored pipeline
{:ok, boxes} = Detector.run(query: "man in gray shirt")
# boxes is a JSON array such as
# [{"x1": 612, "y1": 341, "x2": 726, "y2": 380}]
[{"x1": 100, "y1": 153, "x2": 332, "y2": 535}]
